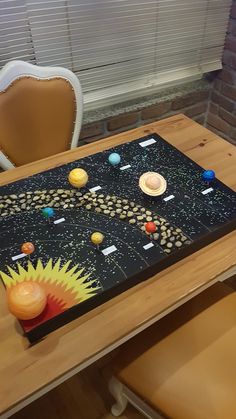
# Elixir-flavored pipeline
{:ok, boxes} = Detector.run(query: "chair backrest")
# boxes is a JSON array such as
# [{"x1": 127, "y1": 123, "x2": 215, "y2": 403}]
[{"x1": 0, "y1": 61, "x2": 83, "y2": 169}]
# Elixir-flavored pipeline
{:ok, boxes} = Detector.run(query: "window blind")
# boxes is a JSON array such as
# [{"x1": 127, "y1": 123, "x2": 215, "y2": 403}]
[
  {"x1": 0, "y1": 0, "x2": 231, "y2": 109},
  {"x1": 0, "y1": 0, "x2": 35, "y2": 66}
]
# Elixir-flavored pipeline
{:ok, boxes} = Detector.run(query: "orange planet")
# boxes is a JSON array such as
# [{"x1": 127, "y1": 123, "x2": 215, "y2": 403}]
[
  {"x1": 21, "y1": 242, "x2": 35, "y2": 255},
  {"x1": 7, "y1": 281, "x2": 47, "y2": 320}
]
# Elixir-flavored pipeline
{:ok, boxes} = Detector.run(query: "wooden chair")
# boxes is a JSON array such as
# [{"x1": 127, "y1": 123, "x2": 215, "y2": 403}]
[
  {"x1": 0, "y1": 60, "x2": 83, "y2": 169},
  {"x1": 109, "y1": 282, "x2": 236, "y2": 419}
]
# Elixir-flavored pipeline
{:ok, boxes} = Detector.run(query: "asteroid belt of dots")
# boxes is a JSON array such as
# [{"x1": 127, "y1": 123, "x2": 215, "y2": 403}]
[{"x1": 0, "y1": 189, "x2": 190, "y2": 253}]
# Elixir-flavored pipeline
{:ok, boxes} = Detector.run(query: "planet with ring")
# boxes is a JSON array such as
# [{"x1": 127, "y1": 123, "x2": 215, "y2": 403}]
[
  {"x1": 139, "y1": 172, "x2": 167, "y2": 196},
  {"x1": 68, "y1": 168, "x2": 88, "y2": 188}
]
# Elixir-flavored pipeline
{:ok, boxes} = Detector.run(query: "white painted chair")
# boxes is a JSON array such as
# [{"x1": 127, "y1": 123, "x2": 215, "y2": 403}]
[
  {"x1": 0, "y1": 60, "x2": 83, "y2": 169},
  {"x1": 109, "y1": 282, "x2": 236, "y2": 419},
  {"x1": 109, "y1": 377, "x2": 163, "y2": 418}
]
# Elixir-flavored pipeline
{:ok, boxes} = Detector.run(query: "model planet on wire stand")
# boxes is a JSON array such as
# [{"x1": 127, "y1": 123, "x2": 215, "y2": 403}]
[
  {"x1": 139, "y1": 172, "x2": 167, "y2": 196},
  {"x1": 68, "y1": 168, "x2": 88, "y2": 188},
  {"x1": 42, "y1": 207, "x2": 55, "y2": 219},
  {"x1": 202, "y1": 169, "x2": 215, "y2": 182},
  {"x1": 145, "y1": 221, "x2": 157, "y2": 234},
  {"x1": 145, "y1": 221, "x2": 157, "y2": 241},
  {"x1": 7, "y1": 281, "x2": 47, "y2": 320},
  {"x1": 21, "y1": 242, "x2": 35, "y2": 255},
  {"x1": 108, "y1": 153, "x2": 121, "y2": 166},
  {"x1": 91, "y1": 231, "x2": 104, "y2": 251}
]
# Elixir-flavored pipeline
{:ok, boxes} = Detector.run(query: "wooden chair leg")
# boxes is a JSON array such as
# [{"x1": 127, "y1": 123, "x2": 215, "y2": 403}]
[{"x1": 109, "y1": 376, "x2": 128, "y2": 416}]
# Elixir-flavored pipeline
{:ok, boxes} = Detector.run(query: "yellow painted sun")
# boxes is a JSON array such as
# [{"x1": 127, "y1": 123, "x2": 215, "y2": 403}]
[{"x1": 0, "y1": 259, "x2": 100, "y2": 315}]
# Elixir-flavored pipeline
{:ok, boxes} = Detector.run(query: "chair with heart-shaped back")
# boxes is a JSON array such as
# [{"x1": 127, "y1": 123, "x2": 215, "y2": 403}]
[{"x1": 0, "y1": 60, "x2": 83, "y2": 170}]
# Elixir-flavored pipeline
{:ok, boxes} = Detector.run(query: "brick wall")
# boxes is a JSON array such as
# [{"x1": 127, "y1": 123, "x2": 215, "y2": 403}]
[
  {"x1": 206, "y1": 0, "x2": 236, "y2": 144},
  {"x1": 79, "y1": 90, "x2": 209, "y2": 145}
]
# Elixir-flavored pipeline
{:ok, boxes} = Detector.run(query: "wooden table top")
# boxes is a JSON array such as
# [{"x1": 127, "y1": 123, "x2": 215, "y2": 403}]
[{"x1": 0, "y1": 114, "x2": 235, "y2": 416}]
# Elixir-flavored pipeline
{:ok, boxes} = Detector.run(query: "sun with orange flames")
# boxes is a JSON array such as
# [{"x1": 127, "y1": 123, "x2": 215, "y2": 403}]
[{"x1": 0, "y1": 259, "x2": 100, "y2": 324}]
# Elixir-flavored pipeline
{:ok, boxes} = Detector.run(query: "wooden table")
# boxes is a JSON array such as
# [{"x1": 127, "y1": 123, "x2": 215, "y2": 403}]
[{"x1": 0, "y1": 114, "x2": 235, "y2": 418}]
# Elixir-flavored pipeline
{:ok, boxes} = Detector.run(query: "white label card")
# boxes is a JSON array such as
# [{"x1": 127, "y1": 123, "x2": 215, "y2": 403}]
[
  {"x1": 12, "y1": 253, "x2": 27, "y2": 261},
  {"x1": 143, "y1": 242, "x2": 154, "y2": 250},
  {"x1": 139, "y1": 138, "x2": 156, "y2": 147},
  {"x1": 164, "y1": 194, "x2": 175, "y2": 202},
  {"x1": 102, "y1": 245, "x2": 117, "y2": 256},
  {"x1": 89, "y1": 186, "x2": 102, "y2": 193},
  {"x1": 120, "y1": 164, "x2": 131, "y2": 171},
  {"x1": 202, "y1": 187, "x2": 214, "y2": 195},
  {"x1": 54, "y1": 217, "x2": 65, "y2": 225}
]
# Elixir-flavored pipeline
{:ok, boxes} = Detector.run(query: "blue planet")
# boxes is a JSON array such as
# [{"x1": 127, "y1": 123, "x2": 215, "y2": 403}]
[
  {"x1": 108, "y1": 153, "x2": 121, "y2": 166},
  {"x1": 42, "y1": 207, "x2": 55, "y2": 218},
  {"x1": 202, "y1": 169, "x2": 215, "y2": 182}
]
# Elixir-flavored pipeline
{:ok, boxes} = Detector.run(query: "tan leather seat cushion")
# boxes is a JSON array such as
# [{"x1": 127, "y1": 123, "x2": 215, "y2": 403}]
[
  {"x1": 113, "y1": 283, "x2": 236, "y2": 419},
  {"x1": 0, "y1": 77, "x2": 76, "y2": 166}
]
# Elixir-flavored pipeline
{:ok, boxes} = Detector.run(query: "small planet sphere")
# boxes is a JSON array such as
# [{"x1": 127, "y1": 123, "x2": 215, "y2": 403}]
[
  {"x1": 42, "y1": 207, "x2": 54, "y2": 218},
  {"x1": 145, "y1": 221, "x2": 157, "y2": 234},
  {"x1": 108, "y1": 153, "x2": 121, "y2": 166},
  {"x1": 145, "y1": 174, "x2": 161, "y2": 190},
  {"x1": 7, "y1": 281, "x2": 47, "y2": 320},
  {"x1": 202, "y1": 169, "x2": 215, "y2": 182},
  {"x1": 91, "y1": 232, "x2": 104, "y2": 245},
  {"x1": 21, "y1": 242, "x2": 35, "y2": 255},
  {"x1": 68, "y1": 168, "x2": 88, "y2": 188}
]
